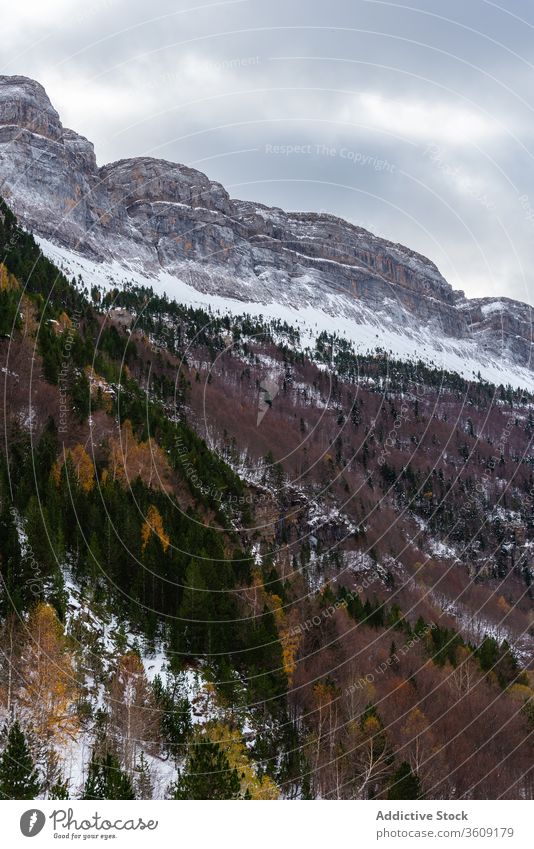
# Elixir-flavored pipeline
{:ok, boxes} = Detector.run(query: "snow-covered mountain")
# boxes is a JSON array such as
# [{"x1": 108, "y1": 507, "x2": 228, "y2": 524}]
[{"x1": 1, "y1": 74, "x2": 533, "y2": 388}]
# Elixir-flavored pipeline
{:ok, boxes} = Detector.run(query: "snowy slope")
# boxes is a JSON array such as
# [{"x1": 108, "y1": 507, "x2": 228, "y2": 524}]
[{"x1": 37, "y1": 236, "x2": 534, "y2": 392}]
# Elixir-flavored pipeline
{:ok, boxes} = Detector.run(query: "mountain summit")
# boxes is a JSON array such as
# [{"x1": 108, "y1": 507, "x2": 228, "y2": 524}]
[{"x1": 0, "y1": 75, "x2": 532, "y2": 387}]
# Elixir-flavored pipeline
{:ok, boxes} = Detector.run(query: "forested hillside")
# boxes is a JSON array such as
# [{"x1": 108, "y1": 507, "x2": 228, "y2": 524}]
[{"x1": 1, "y1": 196, "x2": 534, "y2": 800}]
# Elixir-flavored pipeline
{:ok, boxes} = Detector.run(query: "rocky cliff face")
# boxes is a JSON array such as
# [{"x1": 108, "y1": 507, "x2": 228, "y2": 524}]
[
  {"x1": 1, "y1": 74, "x2": 533, "y2": 377},
  {"x1": 0, "y1": 78, "x2": 99, "y2": 242}
]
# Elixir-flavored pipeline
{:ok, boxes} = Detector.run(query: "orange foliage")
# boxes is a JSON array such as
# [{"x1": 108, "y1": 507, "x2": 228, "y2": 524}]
[
  {"x1": 18, "y1": 603, "x2": 79, "y2": 744},
  {"x1": 107, "y1": 420, "x2": 173, "y2": 492},
  {"x1": 141, "y1": 504, "x2": 170, "y2": 553},
  {"x1": 52, "y1": 444, "x2": 95, "y2": 492},
  {"x1": 57, "y1": 311, "x2": 72, "y2": 333},
  {"x1": 0, "y1": 262, "x2": 19, "y2": 291}
]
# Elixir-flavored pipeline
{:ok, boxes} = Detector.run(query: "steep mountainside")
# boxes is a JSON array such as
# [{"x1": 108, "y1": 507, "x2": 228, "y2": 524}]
[
  {"x1": 1, "y1": 194, "x2": 534, "y2": 800},
  {"x1": 1, "y1": 75, "x2": 533, "y2": 390},
  {"x1": 2, "y1": 77, "x2": 534, "y2": 802}
]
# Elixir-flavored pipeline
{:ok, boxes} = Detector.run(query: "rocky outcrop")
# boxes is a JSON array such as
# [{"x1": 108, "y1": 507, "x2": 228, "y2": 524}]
[
  {"x1": 0, "y1": 76, "x2": 107, "y2": 257},
  {"x1": 0, "y1": 74, "x2": 533, "y2": 372}
]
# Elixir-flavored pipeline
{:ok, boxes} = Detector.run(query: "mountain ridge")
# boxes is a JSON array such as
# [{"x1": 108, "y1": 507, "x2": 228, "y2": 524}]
[{"x1": 1, "y1": 74, "x2": 533, "y2": 388}]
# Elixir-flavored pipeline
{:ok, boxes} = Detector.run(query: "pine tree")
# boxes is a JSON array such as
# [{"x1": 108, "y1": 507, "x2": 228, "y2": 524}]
[
  {"x1": 388, "y1": 762, "x2": 422, "y2": 800},
  {"x1": 82, "y1": 752, "x2": 103, "y2": 800},
  {"x1": 101, "y1": 753, "x2": 135, "y2": 800},
  {"x1": 83, "y1": 751, "x2": 135, "y2": 800},
  {"x1": 171, "y1": 739, "x2": 242, "y2": 800},
  {"x1": 134, "y1": 752, "x2": 153, "y2": 800},
  {"x1": 152, "y1": 674, "x2": 192, "y2": 760},
  {"x1": 49, "y1": 780, "x2": 69, "y2": 800},
  {"x1": 0, "y1": 491, "x2": 26, "y2": 616},
  {"x1": 179, "y1": 558, "x2": 213, "y2": 654},
  {"x1": 0, "y1": 721, "x2": 40, "y2": 800}
]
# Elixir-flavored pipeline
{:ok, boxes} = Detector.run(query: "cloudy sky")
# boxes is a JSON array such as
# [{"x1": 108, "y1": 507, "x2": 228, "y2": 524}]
[{"x1": 3, "y1": 0, "x2": 534, "y2": 303}]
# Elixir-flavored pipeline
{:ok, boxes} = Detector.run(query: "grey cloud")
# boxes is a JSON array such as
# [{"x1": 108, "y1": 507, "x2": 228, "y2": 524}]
[{"x1": 2, "y1": 0, "x2": 534, "y2": 302}]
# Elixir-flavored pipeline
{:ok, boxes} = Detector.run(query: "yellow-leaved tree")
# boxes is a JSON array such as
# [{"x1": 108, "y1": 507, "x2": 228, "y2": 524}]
[
  {"x1": 205, "y1": 722, "x2": 280, "y2": 799},
  {"x1": 107, "y1": 420, "x2": 173, "y2": 492},
  {"x1": 269, "y1": 593, "x2": 301, "y2": 685},
  {"x1": 18, "y1": 602, "x2": 79, "y2": 745},
  {"x1": 52, "y1": 444, "x2": 95, "y2": 493},
  {"x1": 245, "y1": 571, "x2": 301, "y2": 685},
  {"x1": 141, "y1": 504, "x2": 170, "y2": 553},
  {"x1": 0, "y1": 262, "x2": 19, "y2": 291}
]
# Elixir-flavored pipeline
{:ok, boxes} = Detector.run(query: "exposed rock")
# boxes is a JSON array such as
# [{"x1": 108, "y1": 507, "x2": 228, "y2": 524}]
[{"x1": 1, "y1": 74, "x2": 533, "y2": 375}]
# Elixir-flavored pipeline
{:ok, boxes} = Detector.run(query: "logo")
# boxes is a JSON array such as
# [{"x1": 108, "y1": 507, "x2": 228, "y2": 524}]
[{"x1": 20, "y1": 809, "x2": 46, "y2": 837}]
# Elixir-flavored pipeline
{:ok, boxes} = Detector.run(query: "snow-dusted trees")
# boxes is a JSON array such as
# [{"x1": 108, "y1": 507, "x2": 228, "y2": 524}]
[
  {"x1": 17, "y1": 602, "x2": 79, "y2": 746},
  {"x1": 108, "y1": 652, "x2": 160, "y2": 774}
]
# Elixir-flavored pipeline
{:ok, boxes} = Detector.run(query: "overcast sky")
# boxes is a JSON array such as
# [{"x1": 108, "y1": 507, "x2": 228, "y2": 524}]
[{"x1": 3, "y1": 0, "x2": 534, "y2": 304}]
